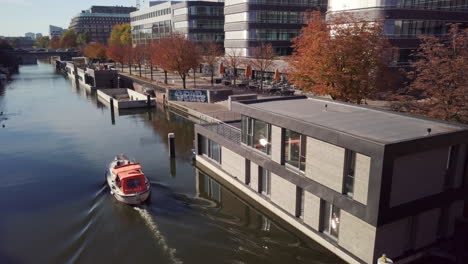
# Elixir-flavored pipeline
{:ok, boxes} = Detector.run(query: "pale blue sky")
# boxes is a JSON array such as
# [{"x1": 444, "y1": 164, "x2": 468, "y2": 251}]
[{"x1": 0, "y1": 0, "x2": 137, "y2": 37}]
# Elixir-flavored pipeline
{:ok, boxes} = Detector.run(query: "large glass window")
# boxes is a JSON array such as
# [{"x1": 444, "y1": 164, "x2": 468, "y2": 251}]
[
  {"x1": 241, "y1": 116, "x2": 271, "y2": 155},
  {"x1": 343, "y1": 150, "x2": 356, "y2": 198},
  {"x1": 283, "y1": 129, "x2": 307, "y2": 172},
  {"x1": 199, "y1": 135, "x2": 221, "y2": 163},
  {"x1": 321, "y1": 201, "x2": 340, "y2": 239}
]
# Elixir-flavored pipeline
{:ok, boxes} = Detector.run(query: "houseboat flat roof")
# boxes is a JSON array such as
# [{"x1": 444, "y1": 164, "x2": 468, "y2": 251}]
[{"x1": 239, "y1": 97, "x2": 467, "y2": 144}]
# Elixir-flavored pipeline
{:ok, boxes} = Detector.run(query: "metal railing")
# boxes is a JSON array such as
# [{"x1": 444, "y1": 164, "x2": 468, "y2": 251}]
[{"x1": 201, "y1": 122, "x2": 241, "y2": 144}]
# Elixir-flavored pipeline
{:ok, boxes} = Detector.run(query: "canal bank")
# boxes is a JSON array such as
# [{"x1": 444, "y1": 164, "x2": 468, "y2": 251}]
[{"x1": 0, "y1": 62, "x2": 345, "y2": 263}]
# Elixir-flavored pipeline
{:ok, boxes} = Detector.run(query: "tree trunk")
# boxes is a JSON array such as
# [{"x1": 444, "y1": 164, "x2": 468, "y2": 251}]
[
  {"x1": 121, "y1": 63, "x2": 123, "y2": 72},
  {"x1": 182, "y1": 74, "x2": 186, "y2": 89},
  {"x1": 129, "y1": 63, "x2": 132, "y2": 75},
  {"x1": 260, "y1": 71, "x2": 264, "y2": 92},
  {"x1": 150, "y1": 65, "x2": 153, "y2": 81},
  {"x1": 193, "y1": 69, "x2": 196, "y2": 88},
  {"x1": 233, "y1": 67, "x2": 237, "y2": 86},
  {"x1": 211, "y1": 71, "x2": 214, "y2": 86},
  {"x1": 139, "y1": 64, "x2": 142, "y2": 77},
  {"x1": 164, "y1": 71, "x2": 168, "y2": 84}
]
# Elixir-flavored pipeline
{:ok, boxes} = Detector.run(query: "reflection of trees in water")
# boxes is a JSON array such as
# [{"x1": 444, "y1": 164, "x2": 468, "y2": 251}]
[{"x1": 139, "y1": 106, "x2": 195, "y2": 158}]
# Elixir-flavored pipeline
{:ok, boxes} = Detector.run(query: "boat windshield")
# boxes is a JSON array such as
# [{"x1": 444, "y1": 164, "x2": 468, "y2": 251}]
[{"x1": 126, "y1": 178, "x2": 142, "y2": 189}]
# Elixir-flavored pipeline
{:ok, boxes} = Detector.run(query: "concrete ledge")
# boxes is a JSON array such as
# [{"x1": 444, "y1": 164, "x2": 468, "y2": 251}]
[{"x1": 195, "y1": 156, "x2": 363, "y2": 264}]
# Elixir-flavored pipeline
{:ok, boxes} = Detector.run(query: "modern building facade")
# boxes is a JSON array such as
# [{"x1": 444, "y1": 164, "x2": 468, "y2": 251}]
[
  {"x1": 194, "y1": 96, "x2": 468, "y2": 263},
  {"x1": 49, "y1": 25, "x2": 66, "y2": 39},
  {"x1": 25, "y1": 32, "x2": 36, "y2": 40},
  {"x1": 327, "y1": 0, "x2": 468, "y2": 64},
  {"x1": 69, "y1": 5, "x2": 137, "y2": 44},
  {"x1": 223, "y1": 0, "x2": 327, "y2": 57},
  {"x1": 130, "y1": 0, "x2": 225, "y2": 46}
]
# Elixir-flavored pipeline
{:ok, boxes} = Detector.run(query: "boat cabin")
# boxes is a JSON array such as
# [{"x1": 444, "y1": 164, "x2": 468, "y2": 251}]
[{"x1": 112, "y1": 163, "x2": 146, "y2": 194}]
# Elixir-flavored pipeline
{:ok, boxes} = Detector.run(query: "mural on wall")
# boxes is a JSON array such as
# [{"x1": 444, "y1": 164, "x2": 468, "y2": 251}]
[{"x1": 169, "y1": 90, "x2": 208, "y2": 103}]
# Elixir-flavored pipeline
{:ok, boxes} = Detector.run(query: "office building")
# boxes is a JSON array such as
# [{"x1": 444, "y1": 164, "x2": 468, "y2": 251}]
[
  {"x1": 223, "y1": 0, "x2": 327, "y2": 57},
  {"x1": 327, "y1": 0, "x2": 468, "y2": 64},
  {"x1": 69, "y1": 5, "x2": 137, "y2": 44},
  {"x1": 49, "y1": 25, "x2": 66, "y2": 39},
  {"x1": 25, "y1": 32, "x2": 36, "y2": 40},
  {"x1": 130, "y1": 0, "x2": 225, "y2": 46},
  {"x1": 194, "y1": 96, "x2": 468, "y2": 263}
]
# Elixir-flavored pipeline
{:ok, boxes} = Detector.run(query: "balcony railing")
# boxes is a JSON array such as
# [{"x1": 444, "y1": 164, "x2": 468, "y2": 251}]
[{"x1": 201, "y1": 122, "x2": 241, "y2": 144}]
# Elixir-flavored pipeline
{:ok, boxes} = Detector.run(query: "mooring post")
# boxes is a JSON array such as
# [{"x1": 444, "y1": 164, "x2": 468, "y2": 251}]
[
  {"x1": 170, "y1": 158, "x2": 176, "y2": 178},
  {"x1": 168, "y1": 133, "x2": 175, "y2": 158},
  {"x1": 110, "y1": 98, "x2": 115, "y2": 125},
  {"x1": 147, "y1": 94, "x2": 151, "y2": 108}
]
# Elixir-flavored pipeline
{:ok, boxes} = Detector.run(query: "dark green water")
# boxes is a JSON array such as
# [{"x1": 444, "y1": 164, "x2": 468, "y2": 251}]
[{"x1": 0, "y1": 63, "x2": 342, "y2": 264}]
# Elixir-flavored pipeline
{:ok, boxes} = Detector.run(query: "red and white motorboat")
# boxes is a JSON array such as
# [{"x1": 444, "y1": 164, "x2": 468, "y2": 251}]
[{"x1": 106, "y1": 154, "x2": 150, "y2": 205}]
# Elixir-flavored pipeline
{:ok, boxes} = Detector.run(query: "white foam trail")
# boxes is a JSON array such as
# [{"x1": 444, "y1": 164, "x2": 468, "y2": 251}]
[{"x1": 134, "y1": 207, "x2": 183, "y2": 264}]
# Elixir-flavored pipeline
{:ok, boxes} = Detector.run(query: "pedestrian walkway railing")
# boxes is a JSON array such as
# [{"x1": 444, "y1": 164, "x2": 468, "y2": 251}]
[{"x1": 201, "y1": 122, "x2": 241, "y2": 144}]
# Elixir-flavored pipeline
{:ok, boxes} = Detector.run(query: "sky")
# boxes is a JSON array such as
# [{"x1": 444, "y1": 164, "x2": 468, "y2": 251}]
[{"x1": 0, "y1": 0, "x2": 137, "y2": 37}]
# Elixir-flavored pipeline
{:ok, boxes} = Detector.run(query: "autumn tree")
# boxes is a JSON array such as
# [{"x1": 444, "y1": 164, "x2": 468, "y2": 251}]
[
  {"x1": 145, "y1": 41, "x2": 156, "y2": 80},
  {"x1": 201, "y1": 41, "x2": 223, "y2": 86},
  {"x1": 151, "y1": 40, "x2": 168, "y2": 84},
  {"x1": 35, "y1": 36, "x2": 50, "y2": 48},
  {"x1": 157, "y1": 33, "x2": 201, "y2": 89},
  {"x1": 108, "y1": 24, "x2": 133, "y2": 73},
  {"x1": 289, "y1": 11, "x2": 393, "y2": 104},
  {"x1": 393, "y1": 25, "x2": 468, "y2": 123},
  {"x1": 109, "y1": 24, "x2": 132, "y2": 46},
  {"x1": 106, "y1": 44, "x2": 125, "y2": 70},
  {"x1": 225, "y1": 48, "x2": 243, "y2": 86},
  {"x1": 77, "y1": 33, "x2": 91, "y2": 46},
  {"x1": 251, "y1": 43, "x2": 276, "y2": 91},
  {"x1": 60, "y1": 29, "x2": 77, "y2": 48},
  {"x1": 132, "y1": 44, "x2": 146, "y2": 77},
  {"x1": 49, "y1": 36, "x2": 61, "y2": 49},
  {"x1": 83, "y1": 42, "x2": 107, "y2": 62}
]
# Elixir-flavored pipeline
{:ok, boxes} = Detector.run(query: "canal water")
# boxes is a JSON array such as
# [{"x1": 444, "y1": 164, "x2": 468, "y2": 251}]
[{"x1": 0, "y1": 63, "x2": 343, "y2": 264}]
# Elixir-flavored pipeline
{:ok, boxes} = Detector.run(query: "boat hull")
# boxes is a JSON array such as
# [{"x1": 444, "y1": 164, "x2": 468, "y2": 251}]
[{"x1": 111, "y1": 188, "x2": 151, "y2": 205}]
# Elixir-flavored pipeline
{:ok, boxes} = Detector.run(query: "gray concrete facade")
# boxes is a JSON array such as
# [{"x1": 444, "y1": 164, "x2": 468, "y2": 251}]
[{"x1": 194, "y1": 96, "x2": 468, "y2": 263}]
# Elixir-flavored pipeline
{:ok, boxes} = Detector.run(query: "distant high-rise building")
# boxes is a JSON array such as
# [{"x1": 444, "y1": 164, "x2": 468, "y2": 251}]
[
  {"x1": 49, "y1": 25, "x2": 66, "y2": 39},
  {"x1": 35, "y1": 33, "x2": 43, "y2": 39},
  {"x1": 327, "y1": 0, "x2": 468, "y2": 65},
  {"x1": 25, "y1": 32, "x2": 36, "y2": 40},
  {"x1": 69, "y1": 5, "x2": 137, "y2": 44},
  {"x1": 130, "y1": 1, "x2": 225, "y2": 46}
]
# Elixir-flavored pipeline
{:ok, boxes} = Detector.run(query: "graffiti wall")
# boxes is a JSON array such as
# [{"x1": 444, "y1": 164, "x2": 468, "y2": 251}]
[{"x1": 168, "y1": 90, "x2": 208, "y2": 103}]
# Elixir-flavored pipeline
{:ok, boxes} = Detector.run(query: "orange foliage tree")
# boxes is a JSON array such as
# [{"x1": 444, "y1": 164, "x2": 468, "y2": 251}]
[
  {"x1": 49, "y1": 36, "x2": 61, "y2": 49},
  {"x1": 289, "y1": 11, "x2": 393, "y2": 104},
  {"x1": 83, "y1": 42, "x2": 107, "y2": 62},
  {"x1": 393, "y1": 25, "x2": 468, "y2": 123},
  {"x1": 106, "y1": 44, "x2": 124, "y2": 70},
  {"x1": 157, "y1": 33, "x2": 201, "y2": 89},
  {"x1": 132, "y1": 44, "x2": 146, "y2": 77}
]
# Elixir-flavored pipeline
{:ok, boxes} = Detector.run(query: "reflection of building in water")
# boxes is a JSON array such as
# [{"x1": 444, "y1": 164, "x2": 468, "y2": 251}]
[{"x1": 196, "y1": 169, "x2": 267, "y2": 229}]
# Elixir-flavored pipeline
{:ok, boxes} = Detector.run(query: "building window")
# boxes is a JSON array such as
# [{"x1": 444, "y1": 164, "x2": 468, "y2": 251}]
[
  {"x1": 343, "y1": 150, "x2": 356, "y2": 198},
  {"x1": 259, "y1": 166, "x2": 271, "y2": 196},
  {"x1": 199, "y1": 135, "x2": 221, "y2": 163},
  {"x1": 321, "y1": 200, "x2": 340, "y2": 239},
  {"x1": 241, "y1": 116, "x2": 271, "y2": 155},
  {"x1": 284, "y1": 129, "x2": 307, "y2": 172},
  {"x1": 295, "y1": 186, "x2": 304, "y2": 219}
]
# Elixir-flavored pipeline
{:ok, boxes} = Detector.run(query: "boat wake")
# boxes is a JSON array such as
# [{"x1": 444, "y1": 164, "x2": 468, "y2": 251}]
[{"x1": 133, "y1": 207, "x2": 183, "y2": 264}]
